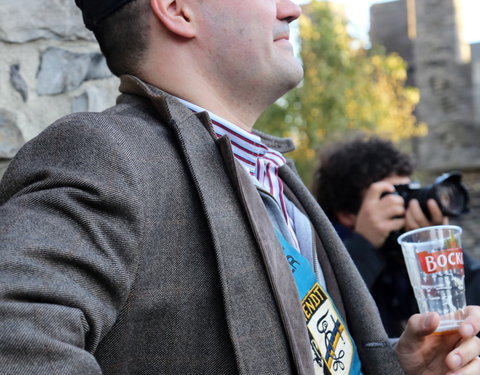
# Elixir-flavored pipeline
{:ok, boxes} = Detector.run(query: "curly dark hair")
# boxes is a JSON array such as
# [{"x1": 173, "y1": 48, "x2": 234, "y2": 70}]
[{"x1": 312, "y1": 136, "x2": 413, "y2": 220}]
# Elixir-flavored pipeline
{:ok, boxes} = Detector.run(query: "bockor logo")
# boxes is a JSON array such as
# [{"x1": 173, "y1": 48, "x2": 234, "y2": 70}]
[{"x1": 417, "y1": 248, "x2": 464, "y2": 274}]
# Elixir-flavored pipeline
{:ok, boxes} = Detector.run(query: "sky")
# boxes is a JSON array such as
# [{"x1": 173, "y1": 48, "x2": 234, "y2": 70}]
[{"x1": 295, "y1": 0, "x2": 480, "y2": 45}]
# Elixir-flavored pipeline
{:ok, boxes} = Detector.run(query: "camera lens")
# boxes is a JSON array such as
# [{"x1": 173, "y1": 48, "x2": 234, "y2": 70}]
[
  {"x1": 435, "y1": 181, "x2": 467, "y2": 216},
  {"x1": 393, "y1": 172, "x2": 469, "y2": 219}
]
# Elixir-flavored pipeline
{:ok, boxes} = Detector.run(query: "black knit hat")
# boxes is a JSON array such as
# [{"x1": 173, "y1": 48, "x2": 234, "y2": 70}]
[{"x1": 75, "y1": 0, "x2": 135, "y2": 30}]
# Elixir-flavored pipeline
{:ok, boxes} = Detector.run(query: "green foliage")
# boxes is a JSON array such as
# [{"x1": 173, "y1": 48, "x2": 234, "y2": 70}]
[{"x1": 255, "y1": 0, "x2": 426, "y2": 187}]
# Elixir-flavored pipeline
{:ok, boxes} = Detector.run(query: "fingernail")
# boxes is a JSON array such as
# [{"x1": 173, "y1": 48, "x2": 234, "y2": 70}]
[
  {"x1": 423, "y1": 313, "x2": 433, "y2": 329},
  {"x1": 463, "y1": 323, "x2": 474, "y2": 336},
  {"x1": 451, "y1": 353, "x2": 462, "y2": 369}
]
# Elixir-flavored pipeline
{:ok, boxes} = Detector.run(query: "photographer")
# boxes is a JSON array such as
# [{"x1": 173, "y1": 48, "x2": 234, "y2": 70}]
[{"x1": 313, "y1": 136, "x2": 480, "y2": 336}]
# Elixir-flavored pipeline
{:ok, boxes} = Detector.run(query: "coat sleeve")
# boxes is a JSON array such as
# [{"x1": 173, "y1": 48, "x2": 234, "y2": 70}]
[{"x1": 0, "y1": 117, "x2": 144, "y2": 374}]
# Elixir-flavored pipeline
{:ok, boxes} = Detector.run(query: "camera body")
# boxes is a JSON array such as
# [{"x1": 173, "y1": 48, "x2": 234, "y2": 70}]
[
  {"x1": 383, "y1": 172, "x2": 469, "y2": 261},
  {"x1": 393, "y1": 172, "x2": 469, "y2": 220}
]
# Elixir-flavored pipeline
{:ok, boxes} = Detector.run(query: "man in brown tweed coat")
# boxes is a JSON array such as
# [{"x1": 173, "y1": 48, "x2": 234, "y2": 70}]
[{"x1": 1, "y1": 0, "x2": 479, "y2": 374}]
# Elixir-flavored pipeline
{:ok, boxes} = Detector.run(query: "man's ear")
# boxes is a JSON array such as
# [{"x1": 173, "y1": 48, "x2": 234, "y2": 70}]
[
  {"x1": 336, "y1": 211, "x2": 357, "y2": 230},
  {"x1": 150, "y1": 0, "x2": 196, "y2": 38}
]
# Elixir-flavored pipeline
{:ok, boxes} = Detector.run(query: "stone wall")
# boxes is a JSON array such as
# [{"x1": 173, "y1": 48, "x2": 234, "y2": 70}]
[
  {"x1": 450, "y1": 172, "x2": 480, "y2": 256},
  {"x1": 0, "y1": 0, "x2": 119, "y2": 178},
  {"x1": 472, "y1": 43, "x2": 480, "y2": 124},
  {"x1": 413, "y1": 0, "x2": 479, "y2": 171}
]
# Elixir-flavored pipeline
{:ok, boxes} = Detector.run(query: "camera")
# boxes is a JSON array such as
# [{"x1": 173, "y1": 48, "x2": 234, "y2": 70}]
[
  {"x1": 393, "y1": 171, "x2": 470, "y2": 220},
  {"x1": 382, "y1": 172, "x2": 469, "y2": 262}
]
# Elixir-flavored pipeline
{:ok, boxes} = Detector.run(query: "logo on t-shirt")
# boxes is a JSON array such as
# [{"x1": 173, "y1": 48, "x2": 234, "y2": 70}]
[{"x1": 303, "y1": 284, "x2": 355, "y2": 375}]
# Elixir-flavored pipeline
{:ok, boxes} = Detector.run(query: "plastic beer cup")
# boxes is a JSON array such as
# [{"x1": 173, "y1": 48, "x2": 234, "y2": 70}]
[{"x1": 397, "y1": 225, "x2": 466, "y2": 334}]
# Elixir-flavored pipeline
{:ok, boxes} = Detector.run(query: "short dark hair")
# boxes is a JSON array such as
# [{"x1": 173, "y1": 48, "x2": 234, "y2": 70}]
[
  {"x1": 312, "y1": 136, "x2": 414, "y2": 220},
  {"x1": 93, "y1": 0, "x2": 151, "y2": 77}
]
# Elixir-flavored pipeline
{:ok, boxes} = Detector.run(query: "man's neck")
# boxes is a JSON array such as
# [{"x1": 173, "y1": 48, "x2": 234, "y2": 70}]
[
  {"x1": 139, "y1": 67, "x2": 263, "y2": 132},
  {"x1": 170, "y1": 88, "x2": 259, "y2": 132}
]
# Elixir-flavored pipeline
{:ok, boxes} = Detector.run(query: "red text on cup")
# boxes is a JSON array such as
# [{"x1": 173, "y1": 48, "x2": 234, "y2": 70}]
[{"x1": 417, "y1": 248, "x2": 464, "y2": 274}]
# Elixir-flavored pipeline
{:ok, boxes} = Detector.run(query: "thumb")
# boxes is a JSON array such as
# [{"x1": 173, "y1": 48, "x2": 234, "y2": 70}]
[{"x1": 398, "y1": 313, "x2": 439, "y2": 351}]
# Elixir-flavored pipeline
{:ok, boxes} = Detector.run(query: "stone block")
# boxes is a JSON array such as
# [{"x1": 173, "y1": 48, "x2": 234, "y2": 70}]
[
  {"x1": 416, "y1": 121, "x2": 480, "y2": 170},
  {"x1": 72, "y1": 92, "x2": 89, "y2": 113},
  {"x1": 37, "y1": 48, "x2": 112, "y2": 95},
  {"x1": 0, "y1": 109, "x2": 24, "y2": 159},
  {"x1": 0, "y1": 0, "x2": 94, "y2": 43},
  {"x1": 72, "y1": 86, "x2": 117, "y2": 113},
  {"x1": 471, "y1": 43, "x2": 480, "y2": 62},
  {"x1": 10, "y1": 64, "x2": 28, "y2": 102},
  {"x1": 0, "y1": 160, "x2": 9, "y2": 180}
]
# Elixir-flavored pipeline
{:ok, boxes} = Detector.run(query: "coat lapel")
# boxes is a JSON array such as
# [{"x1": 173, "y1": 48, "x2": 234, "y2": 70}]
[
  {"x1": 167, "y1": 113, "x2": 304, "y2": 374},
  {"x1": 216, "y1": 137, "x2": 315, "y2": 375}
]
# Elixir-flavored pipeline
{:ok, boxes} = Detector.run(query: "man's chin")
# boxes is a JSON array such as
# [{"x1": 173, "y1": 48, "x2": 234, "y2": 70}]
[
  {"x1": 283, "y1": 65, "x2": 304, "y2": 90},
  {"x1": 268, "y1": 74, "x2": 303, "y2": 107}
]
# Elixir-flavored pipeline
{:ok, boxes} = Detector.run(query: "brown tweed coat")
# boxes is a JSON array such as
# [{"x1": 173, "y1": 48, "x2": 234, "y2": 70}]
[{"x1": 0, "y1": 75, "x2": 404, "y2": 374}]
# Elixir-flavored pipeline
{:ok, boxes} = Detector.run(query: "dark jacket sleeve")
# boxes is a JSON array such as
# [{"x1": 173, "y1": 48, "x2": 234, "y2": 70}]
[
  {"x1": 343, "y1": 233, "x2": 387, "y2": 289},
  {"x1": 0, "y1": 117, "x2": 143, "y2": 374},
  {"x1": 464, "y1": 251, "x2": 480, "y2": 306}
]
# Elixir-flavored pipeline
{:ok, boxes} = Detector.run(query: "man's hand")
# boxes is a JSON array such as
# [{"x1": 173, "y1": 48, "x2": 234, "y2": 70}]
[
  {"x1": 354, "y1": 181, "x2": 406, "y2": 248},
  {"x1": 405, "y1": 198, "x2": 449, "y2": 232},
  {"x1": 395, "y1": 306, "x2": 480, "y2": 375}
]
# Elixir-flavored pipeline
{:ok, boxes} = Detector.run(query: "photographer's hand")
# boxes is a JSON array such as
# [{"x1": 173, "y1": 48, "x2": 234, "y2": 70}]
[
  {"x1": 405, "y1": 199, "x2": 448, "y2": 231},
  {"x1": 354, "y1": 181, "x2": 406, "y2": 248}
]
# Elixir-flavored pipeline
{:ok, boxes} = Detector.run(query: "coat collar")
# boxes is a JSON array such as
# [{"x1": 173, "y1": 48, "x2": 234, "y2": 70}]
[
  {"x1": 118, "y1": 74, "x2": 296, "y2": 154},
  {"x1": 118, "y1": 74, "x2": 216, "y2": 137}
]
